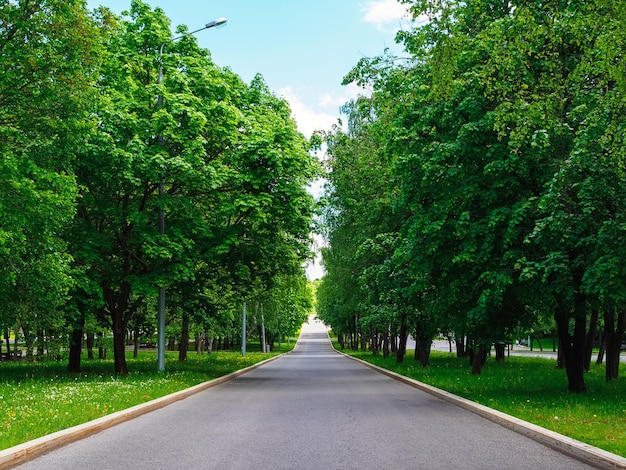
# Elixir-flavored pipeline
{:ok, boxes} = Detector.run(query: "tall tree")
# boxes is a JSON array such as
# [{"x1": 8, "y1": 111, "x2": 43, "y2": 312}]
[
  {"x1": 0, "y1": 0, "x2": 99, "y2": 348},
  {"x1": 71, "y1": 1, "x2": 315, "y2": 374},
  {"x1": 395, "y1": 0, "x2": 626, "y2": 386},
  {"x1": 321, "y1": 0, "x2": 626, "y2": 390}
]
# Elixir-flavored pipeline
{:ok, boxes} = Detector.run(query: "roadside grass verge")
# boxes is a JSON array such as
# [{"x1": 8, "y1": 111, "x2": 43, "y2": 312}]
[
  {"x1": 0, "y1": 345, "x2": 292, "y2": 450},
  {"x1": 333, "y1": 342, "x2": 626, "y2": 457}
]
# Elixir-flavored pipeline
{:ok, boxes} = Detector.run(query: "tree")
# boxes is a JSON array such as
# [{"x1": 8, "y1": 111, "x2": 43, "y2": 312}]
[
  {"x1": 0, "y1": 0, "x2": 99, "y2": 356},
  {"x1": 510, "y1": 0, "x2": 626, "y2": 390},
  {"x1": 391, "y1": 0, "x2": 626, "y2": 386},
  {"x1": 319, "y1": 65, "x2": 408, "y2": 352},
  {"x1": 70, "y1": 1, "x2": 315, "y2": 374},
  {"x1": 322, "y1": 0, "x2": 626, "y2": 389}
]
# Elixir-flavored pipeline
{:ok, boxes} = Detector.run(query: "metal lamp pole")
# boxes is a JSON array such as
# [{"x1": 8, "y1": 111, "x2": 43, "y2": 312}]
[{"x1": 156, "y1": 17, "x2": 227, "y2": 372}]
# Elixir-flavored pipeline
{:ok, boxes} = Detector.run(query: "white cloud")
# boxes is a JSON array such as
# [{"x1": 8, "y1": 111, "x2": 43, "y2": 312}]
[
  {"x1": 361, "y1": 0, "x2": 411, "y2": 31},
  {"x1": 279, "y1": 86, "x2": 338, "y2": 138},
  {"x1": 319, "y1": 82, "x2": 363, "y2": 108}
]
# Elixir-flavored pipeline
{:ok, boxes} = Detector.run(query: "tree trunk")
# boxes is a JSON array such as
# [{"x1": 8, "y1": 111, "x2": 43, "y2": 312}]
[
  {"x1": 382, "y1": 329, "x2": 390, "y2": 358},
  {"x1": 86, "y1": 333, "x2": 95, "y2": 360},
  {"x1": 22, "y1": 325, "x2": 34, "y2": 361},
  {"x1": 179, "y1": 312, "x2": 189, "y2": 361},
  {"x1": 596, "y1": 333, "x2": 605, "y2": 366},
  {"x1": 395, "y1": 315, "x2": 408, "y2": 364},
  {"x1": 455, "y1": 337, "x2": 466, "y2": 357},
  {"x1": 557, "y1": 338, "x2": 565, "y2": 369},
  {"x1": 555, "y1": 300, "x2": 586, "y2": 392},
  {"x1": 604, "y1": 309, "x2": 626, "y2": 381},
  {"x1": 414, "y1": 336, "x2": 431, "y2": 367},
  {"x1": 4, "y1": 329, "x2": 10, "y2": 361},
  {"x1": 112, "y1": 319, "x2": 128, "y2": 375},
  {"x1": 106, "y1": 291, "x2": 129, "y2": 373},
  {"x1": 494, "y1": 342, "x2": 506, "y2": 362},
  {"x1": 133, "y1": 330, "x2": 139, "y2": 358},
  {"x1": 67, "y1": 323, "x2": 84, "y2": 373},
  {"x1": 584, "y1": 309, "x2": 598, "y2": 372},
  {"x1": 353, "y1": 314, "x2": 359, "y2": 351},
  {"x1": 194, "y1": 333, "x2": 202, "y2": 353},
  {"x1": 102, "y1": 280, "x2": 140, "y2": 375},
  {"x1": 98, "y1": 332, "x2": 107, "y2": 359},
  {"x1": 471, "y1": 343, "x2": 488, "y2": 375},
  {"x1": 36, "y1": 329, "x2": 45, "y2": 361},
  {"x1": 369, "y1": 326, "x2": 378, "y2": 355}
]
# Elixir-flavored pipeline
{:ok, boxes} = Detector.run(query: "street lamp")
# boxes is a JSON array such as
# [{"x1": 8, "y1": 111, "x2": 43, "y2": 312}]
[{"x1": 156, "y1": 17, "x2": 227, "y2": 372}]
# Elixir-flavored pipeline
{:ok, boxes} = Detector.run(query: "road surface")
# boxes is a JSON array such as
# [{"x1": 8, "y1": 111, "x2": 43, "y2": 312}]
[{"x1": 14, "y1": 317, "x2": 595, "y2": 470}]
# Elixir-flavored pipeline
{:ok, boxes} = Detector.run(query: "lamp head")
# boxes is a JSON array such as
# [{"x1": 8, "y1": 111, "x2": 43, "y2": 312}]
[{"x1": 206, "y1": 17, "x2": 227, "y2": 29}]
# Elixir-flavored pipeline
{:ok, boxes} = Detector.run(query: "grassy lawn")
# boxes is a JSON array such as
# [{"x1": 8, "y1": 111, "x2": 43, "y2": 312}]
[
  {"x1": 334, "y1": 342, "x2": 626, "y2": 458},
  {"x1": 0, "y1": 345, "x2": 292, "y2": 451}
]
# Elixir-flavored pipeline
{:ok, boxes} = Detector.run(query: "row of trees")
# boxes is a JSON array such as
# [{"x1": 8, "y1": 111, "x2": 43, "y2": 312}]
[
  {"x1": 1, "y1": 0, "x2": 316, "y2": 374},
  {"x1": 316, "y1": 0, "x2": 626, "y2": 392}
]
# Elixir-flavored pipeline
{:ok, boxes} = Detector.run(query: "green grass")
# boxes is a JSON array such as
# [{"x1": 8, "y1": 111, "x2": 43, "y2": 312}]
[
  {"x1": 0, "y1": 345, "x2": 291, "y2": 451},
  {"x1": 334, "y1": 342, "x2": 626, "y2": 457}
]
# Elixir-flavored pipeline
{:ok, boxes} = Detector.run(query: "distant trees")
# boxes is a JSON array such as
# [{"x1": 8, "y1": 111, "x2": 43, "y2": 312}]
[
  {"x1": 317, "y1": 0, "x2": 626, "y2": 392},
  {"x1": 1, "y1": 0, "x2": 316, "y2": 373}
]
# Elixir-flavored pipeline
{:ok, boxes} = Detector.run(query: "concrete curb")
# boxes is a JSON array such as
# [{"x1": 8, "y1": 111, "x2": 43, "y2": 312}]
[
  {"x1": 0, "y1": 354, "x2": 284, "y2": 469},
  {"x1": 337, "y1": 350, "x2": 626, "y2": 470}
]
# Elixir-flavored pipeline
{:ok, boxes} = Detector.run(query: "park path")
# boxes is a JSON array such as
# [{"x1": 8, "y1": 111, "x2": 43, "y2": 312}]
[{"x1": 14, "y1": 317, "x2": 597, "y2": 470}]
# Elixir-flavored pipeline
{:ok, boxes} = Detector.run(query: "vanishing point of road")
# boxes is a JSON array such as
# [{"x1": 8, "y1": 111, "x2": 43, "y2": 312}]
[{"x1": 14, "y1": 317, "x2": 598, "y2": 470}]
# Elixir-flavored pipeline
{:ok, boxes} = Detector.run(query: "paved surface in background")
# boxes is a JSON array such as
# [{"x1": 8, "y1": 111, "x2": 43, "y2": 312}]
[
  {"x1": 421, "y1": 338, "x2": 626, "y2": 363},
  {"x1": 14, "y1": 317, "x2": 596, "y2": 470}
]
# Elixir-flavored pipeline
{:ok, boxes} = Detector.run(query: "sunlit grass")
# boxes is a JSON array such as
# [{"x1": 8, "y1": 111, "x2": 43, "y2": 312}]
[
  {"x1": 334, "y1": 343, "x2": 626, "y2": 457},
  {"x1": 0, "y1": 346, "x2": 290, "y2": 450}
]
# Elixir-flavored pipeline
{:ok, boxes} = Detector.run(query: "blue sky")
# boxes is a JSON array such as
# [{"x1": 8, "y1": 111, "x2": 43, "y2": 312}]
[{"x1": 86, "y1": 0, "x2": 411, "y2": 138}]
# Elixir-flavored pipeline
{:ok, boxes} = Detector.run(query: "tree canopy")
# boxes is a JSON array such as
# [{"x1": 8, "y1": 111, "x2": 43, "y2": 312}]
[
  {"x1": 318, "y1": 0, "x2": 626, "y2": 392},
  {"x1": 0, "y1": 0, "x2": 317, "y2": 374}
]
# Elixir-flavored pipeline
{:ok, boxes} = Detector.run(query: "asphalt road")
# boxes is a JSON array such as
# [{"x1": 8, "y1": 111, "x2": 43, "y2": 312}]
[{"x1": 14, "y1": 318, "x2": 595, "y2": 470}]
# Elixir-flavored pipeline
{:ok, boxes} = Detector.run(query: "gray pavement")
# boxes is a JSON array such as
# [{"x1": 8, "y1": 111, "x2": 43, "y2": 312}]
[{"x1": 13, "y1": 318, "x2": 600, "y2": 469}]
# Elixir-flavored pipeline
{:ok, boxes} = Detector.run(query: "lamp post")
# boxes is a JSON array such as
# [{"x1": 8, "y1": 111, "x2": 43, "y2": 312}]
[{"x1": 156, "y1": 17, "x2": 227, "y2": 372}]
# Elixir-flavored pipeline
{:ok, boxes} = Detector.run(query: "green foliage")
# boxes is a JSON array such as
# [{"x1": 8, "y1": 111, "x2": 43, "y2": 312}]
[
  {"x1": 0, "y1": 0, "x2": 100, "y2": 339},
  {"x1": 321, "y1": 0, "x2": 626, "y2": 387},
  {"x1": 0, "y1": 0, "x2": 315, "y2": 374},
  {"x1": 318, "y1": 83, "x2": 411, "y2": 348}
]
